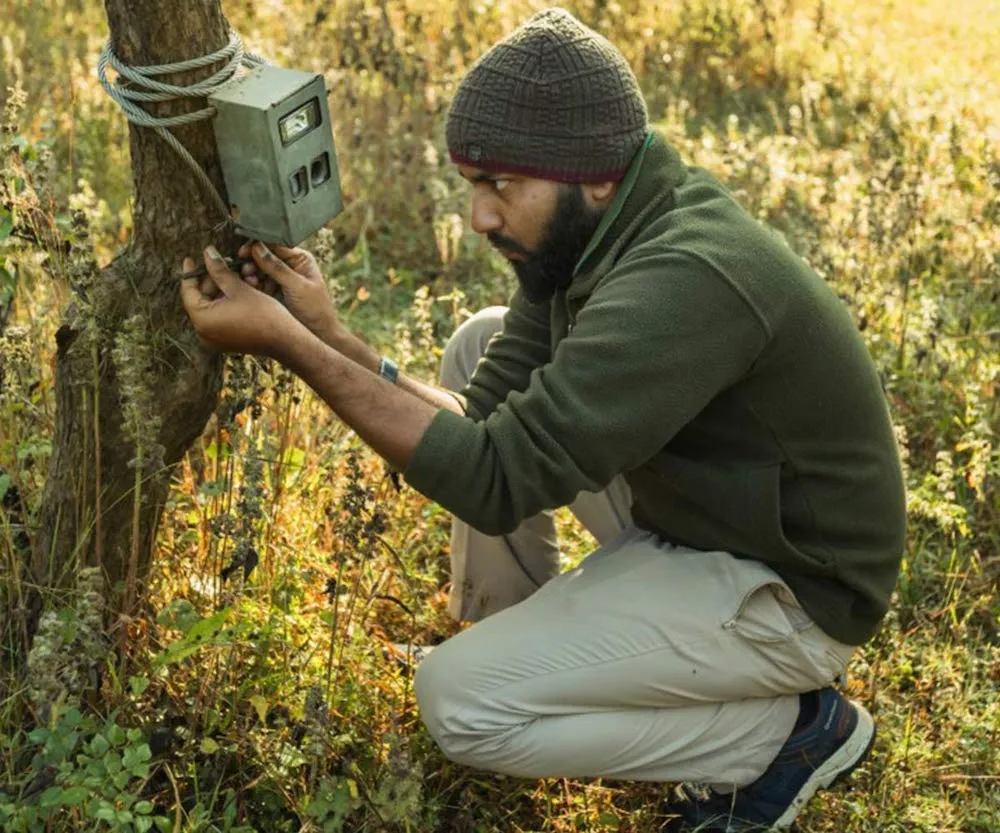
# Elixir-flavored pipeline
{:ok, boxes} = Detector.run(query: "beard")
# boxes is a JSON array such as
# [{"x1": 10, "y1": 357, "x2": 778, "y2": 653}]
[{"x1": 488, "y1": 184, "x2": 605, "y2": 305}]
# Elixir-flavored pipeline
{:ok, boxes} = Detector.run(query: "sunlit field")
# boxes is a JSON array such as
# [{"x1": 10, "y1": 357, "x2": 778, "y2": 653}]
[{"x1": 1, "y1": 1, "x2": 997, "y2": 831}]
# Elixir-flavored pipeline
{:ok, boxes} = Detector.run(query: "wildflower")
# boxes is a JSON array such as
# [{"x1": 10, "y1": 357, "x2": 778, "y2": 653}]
[
  {"x1": 111, "y1": 312, "x2": 163, "y2": 473},
  {"x1": 0, "y1": 324, "x2": 31, "y2": 407},
  {"x1": 25, "y1": 568, "x2": 106, "y2": 724}
]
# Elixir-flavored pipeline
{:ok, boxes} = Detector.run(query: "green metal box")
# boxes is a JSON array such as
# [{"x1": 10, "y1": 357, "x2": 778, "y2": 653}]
[{"x1": 209, "y1": 66, "x2": 343, "y2": 246}]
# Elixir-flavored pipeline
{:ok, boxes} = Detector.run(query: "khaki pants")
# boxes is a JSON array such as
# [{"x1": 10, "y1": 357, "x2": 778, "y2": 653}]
[{"x1": 416, "y1": 307, "x2": 856, "y2": 787}]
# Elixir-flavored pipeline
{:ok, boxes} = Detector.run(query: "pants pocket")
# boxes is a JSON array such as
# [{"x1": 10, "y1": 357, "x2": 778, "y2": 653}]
[{"x1": 723, "y1": 579, "x2": 808, "y2": 645}]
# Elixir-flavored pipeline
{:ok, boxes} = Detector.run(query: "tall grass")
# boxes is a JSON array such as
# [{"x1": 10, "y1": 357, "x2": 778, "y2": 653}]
[{"x1": 0, "y1": 1, "x2": 997, "y2": 830}]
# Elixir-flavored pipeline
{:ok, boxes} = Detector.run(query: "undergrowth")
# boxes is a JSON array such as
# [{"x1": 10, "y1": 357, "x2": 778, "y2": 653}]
[{"x1": 0, "y1": 0, "x2": 997, "y2": 831}]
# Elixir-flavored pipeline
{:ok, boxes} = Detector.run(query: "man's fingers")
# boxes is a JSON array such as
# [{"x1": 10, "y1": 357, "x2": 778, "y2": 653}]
[
  {"x1": 270, "y1": 244, "x2": 302, "y2": 260},
  {"x1": 251, "y1": 241, "x2": 300, "y2": 288},
  {"x1": 200, "y1": 275, "x2": 221, "y2": 299},
  {"x1": 180, "y1": 276, "x2": 206, "y2": 314},
  {"x1": 272, "y1": 244, "x2": 317, "y2": 273}
]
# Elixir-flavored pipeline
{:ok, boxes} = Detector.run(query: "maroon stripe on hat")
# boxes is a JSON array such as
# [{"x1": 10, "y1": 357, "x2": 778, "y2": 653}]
[{"x1": 449, "y1": 151, "x2": 627, "y2": 184}]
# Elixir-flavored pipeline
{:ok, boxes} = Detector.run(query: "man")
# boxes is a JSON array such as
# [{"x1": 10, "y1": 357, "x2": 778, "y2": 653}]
[{"x1": 180, "y1": 8, "x2": 906, "y2": 830}]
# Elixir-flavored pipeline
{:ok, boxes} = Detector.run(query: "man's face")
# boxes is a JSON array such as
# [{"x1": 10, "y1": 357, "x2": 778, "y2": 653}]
[{"x1": 457, "y1": 166, "x2": 606, "y2": 303}]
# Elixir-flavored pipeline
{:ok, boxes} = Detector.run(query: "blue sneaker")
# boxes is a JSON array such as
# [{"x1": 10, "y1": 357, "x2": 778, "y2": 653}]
[{"x1": 666, "y1": 687, "x2": 876, "y2": 831}]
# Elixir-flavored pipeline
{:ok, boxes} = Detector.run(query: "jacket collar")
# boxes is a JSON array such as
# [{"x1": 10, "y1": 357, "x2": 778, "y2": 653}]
[{"x1": 567, "y1": 131, "x2": 688, "y2": 299}]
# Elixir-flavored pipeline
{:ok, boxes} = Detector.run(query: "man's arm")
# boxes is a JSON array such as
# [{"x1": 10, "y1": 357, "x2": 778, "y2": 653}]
[
  {"x1": 179, "y1": 247, "x2": 460, "y2": 471},
  {"x1": 324, "y1": 325, "x2": 469, "y2": 416},
  {"x1": 235, "y1": 240, "x2": 468, "y2": 415},
  {"x1": 277, "y1": 325, "x2": 445, "y2": 470}
]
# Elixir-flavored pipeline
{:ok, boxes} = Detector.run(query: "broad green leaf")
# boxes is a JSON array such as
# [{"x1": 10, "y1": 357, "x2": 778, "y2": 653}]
[
  {"x1": 39, "y1": 786, "x2": 65, "y2": 808},
  {"x1": 129, "y1": 675, "x2": 150, "y2": 697},
  {"x1": 90, "y1": 733, "x2": 110, "y2": 756},
  {"x1": 248, "y1": 695, "x2": 268, "y2": 724},
  {"x1": 61, "y1": 786, "x2": 89, "y2": 807}
]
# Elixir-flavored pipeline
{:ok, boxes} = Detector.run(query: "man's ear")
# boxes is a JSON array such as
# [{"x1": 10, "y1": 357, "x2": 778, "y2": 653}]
[{"x1": 582, "y1": 180, "x2": 618, "y2": 208}]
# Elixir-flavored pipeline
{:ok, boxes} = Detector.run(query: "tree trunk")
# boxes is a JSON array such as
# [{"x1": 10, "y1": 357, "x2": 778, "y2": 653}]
[{"x1": 24, "y1": 0, "x2": 240, "y2": 646}]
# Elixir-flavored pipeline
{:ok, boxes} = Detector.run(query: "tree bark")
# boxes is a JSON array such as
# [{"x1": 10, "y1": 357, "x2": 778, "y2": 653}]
[{"x1": 24, "y1": 0, "x2": 240, "y2": 645}]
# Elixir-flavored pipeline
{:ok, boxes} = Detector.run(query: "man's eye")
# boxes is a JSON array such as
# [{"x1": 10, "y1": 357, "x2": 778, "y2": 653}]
[{"x1": 493, "y1": 179, "x2": 510, "y2": 192}]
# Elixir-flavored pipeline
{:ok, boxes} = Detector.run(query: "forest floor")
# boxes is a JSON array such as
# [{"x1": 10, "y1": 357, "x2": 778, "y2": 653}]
[{"x1": 1, "y1": 1, "x2": 998, "y2": 831}]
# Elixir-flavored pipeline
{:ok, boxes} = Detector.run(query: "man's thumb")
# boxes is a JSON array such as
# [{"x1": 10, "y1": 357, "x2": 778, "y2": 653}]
[{"x1": 203, "y1": 246, "x2": 242, "y2": 296}]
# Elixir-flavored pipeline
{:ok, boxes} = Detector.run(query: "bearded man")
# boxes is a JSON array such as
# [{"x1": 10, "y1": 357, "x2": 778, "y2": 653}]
[{"x1": 180, "y1": 8, "x2": 906, "y2": 830}]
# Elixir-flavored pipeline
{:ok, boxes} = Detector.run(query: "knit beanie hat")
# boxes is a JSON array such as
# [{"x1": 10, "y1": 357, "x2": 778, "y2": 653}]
[{"x1": 446, "y1": 7, "x2": 649, "y2": 183}]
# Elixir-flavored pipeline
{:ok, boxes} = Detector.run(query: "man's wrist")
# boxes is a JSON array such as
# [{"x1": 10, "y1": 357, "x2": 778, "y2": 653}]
[
  {"x1": 271, "y1": 317, "x2": 317, "y2": 369},
  {"x1": 321, "y1": 320, "x2": 349, "y2": 350}
]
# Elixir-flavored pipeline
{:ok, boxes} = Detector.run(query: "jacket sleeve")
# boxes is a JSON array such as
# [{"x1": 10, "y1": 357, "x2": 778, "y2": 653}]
[
  {"x1": 460, "y1": 289, "x2": 552, "y2": 422},
  {"x1": 404, "y1": 252, "x2": 768, "y2": 535}
]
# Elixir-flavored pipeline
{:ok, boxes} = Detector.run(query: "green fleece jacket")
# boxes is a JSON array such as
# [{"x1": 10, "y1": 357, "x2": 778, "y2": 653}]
[{"x1": 404, "y1": 132, "x2": 907, "y2": 645}]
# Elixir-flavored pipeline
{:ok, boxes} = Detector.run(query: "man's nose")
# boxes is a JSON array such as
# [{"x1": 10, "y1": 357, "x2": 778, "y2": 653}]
[{"x1": 469, "y1": 189, "x2": 502, "y2": 235}]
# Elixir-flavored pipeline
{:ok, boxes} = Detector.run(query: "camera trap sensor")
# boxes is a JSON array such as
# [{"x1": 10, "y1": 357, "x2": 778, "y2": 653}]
[{"x1": 209, "y1": 66, "x2": 343, "y2": 246}]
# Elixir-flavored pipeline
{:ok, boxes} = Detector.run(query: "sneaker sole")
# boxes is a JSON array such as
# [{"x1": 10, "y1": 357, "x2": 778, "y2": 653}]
[{"x1": 772, "y1": 700, "x2": 876, "y2": 829}]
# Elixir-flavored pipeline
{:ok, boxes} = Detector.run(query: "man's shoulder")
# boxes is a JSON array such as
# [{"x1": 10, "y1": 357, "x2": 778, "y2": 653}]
[{"x1": 614, "y1": 169, "x2": 836, "y2": 335}]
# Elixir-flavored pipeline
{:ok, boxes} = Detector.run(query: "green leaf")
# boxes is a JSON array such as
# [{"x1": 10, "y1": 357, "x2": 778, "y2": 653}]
[
  {"x1": 61, "y1": 786, "x2": 89, "y2": 807},
  {"x1": 129, "y1": 675, "x2": 150, "y2": 697},
  {"x1": 95, "y1": 804, "x2": 116, "y2": 822},
  {"x1": 248, "y1": 695, "x2": 269, "y2": 724},
  {"x1": 39, "y1": 786, "x2": 65, "y2": 809},
  {"x1": 90, "y1": 733, "x2": 110, "y2": 756},
  {"x1": 123, "y1": 743, "x2": 152, "y2": 769},
  {"x1": 152, "y1": 608, "x2": 233, "y2": 669},
  {"x1": 134, "y1": 800, "x2": 153, "y2": 814},
  {"x1": 597, "y1": 811, "x2": 621, "y2": 828},
  {"x1": 107, "y1": 723, "x2": 127, "y2": 745},
  {"x1": 155, "y1": 599, "x2": 200, "y2": 633},
  {"x1": 185, "y1": 608, "x2": 231, "y2": 641},
  {"x1": 199, "y1": 737, "x2": 219, "y2": 755},
  {"x1": 0, "y1": 475, "x2": 9, "y2": 505},
  {"x1": 27, "y1": 727, "x2": 49, "y2": 745},
  {"x1": 0, "y1": 207, "x2": 13, "y2": 242}
]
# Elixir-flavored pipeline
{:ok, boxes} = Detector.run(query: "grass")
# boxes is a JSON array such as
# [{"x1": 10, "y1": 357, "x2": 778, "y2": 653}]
[{"x1": 1, "y1": 0, "x2": 998, "y2": 831}]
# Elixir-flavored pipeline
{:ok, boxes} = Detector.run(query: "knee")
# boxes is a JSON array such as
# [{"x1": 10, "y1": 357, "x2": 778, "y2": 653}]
[
  {"x1": 439, "y1": 306, "x2": 507, "y2": 391},
  {"x1": 413, "y1": 637, "x2": 506, "y2": 770},
  {"x1": 413, "y1": 642, "x2": 470, "y2": 758}
]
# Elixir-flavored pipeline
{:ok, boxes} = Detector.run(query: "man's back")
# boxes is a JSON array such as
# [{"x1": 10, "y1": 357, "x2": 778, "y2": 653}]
[{"x1": 611, "y1": 144, "x2": 908, "y2": 645}]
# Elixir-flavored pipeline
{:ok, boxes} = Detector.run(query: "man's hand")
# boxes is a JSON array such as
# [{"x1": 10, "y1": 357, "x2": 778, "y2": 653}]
[
  {"x1": 180, "y1": 246, "x2": 302, "y2": 358},
  {"x1": 238, "y1": 240, "x2": 341, "y2": 346}
]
